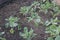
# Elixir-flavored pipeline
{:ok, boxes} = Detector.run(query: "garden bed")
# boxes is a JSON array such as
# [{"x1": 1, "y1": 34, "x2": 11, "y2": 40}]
[{"x1": 0, "y1": 0, "x2": 60, "y2": 40}]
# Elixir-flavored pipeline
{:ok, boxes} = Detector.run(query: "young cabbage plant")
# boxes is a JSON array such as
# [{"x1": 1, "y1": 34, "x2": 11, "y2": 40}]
[
  {"x1": 45, "y1": 17, "x2": 60, "y2": 35},
  {"x1": 5, "y1": 16, "x2": 19, "y2": 28},
  {"x1": 27, "y1": 12, "x2": 42, "y2": 26},
  {"x1": 44, "y1": 17, "x2": 59, "y2": 26},
  {"x1": 53, "y1": 6, "x2": 60, "y2": 18},
  {"x1": 45, "y1": 17, "x2": 60, "y2": 40},
  {"x1": 40, "y1": 0, "x2": 53, "y2": 14},
  {"x1": 40, "y1": 0, "x2": 60, "y2": 15},
  {"x1": 20, "y1": 6, "x2": 30, "y2": 15},
  {"x1": 20, "y1": 1, "x2": 40, "y2": 16},
  {"x1": 46, "y1": 25, "x2": 60, "y2": 40},
  {"x1": 20, "y1": 27, "x2": 37, "y2": 40},
  {"x1": 46, "y1": 25, "x2": 60, "y2": 36},
  {"x1": 27, "y1": 12, "x2": 40, "y2": 22}
]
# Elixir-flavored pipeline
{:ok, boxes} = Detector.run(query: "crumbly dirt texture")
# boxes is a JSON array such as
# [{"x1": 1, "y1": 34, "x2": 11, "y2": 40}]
[{"x1": 0, "y1": 0, "x2": 60, "y2": 40}]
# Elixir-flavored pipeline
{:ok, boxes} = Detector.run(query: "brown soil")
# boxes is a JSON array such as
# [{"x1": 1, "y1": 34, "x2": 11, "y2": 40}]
[{"x1": 0, "y1": 0, "x2": 59, "y2": 40}]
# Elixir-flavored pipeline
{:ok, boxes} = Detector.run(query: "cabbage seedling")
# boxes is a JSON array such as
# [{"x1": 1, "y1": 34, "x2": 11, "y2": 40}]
[
  {"x1": 20, "y1": 27, "x2": 37, "y2": 40},
  {"x1": 5, "y1": 16, "x2": 19, "y2": 28}
]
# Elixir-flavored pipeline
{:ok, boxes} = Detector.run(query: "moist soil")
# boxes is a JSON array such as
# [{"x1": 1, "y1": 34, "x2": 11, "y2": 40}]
[{"x1": 0, "y1": 0, "x2": 60, "y2": 40}]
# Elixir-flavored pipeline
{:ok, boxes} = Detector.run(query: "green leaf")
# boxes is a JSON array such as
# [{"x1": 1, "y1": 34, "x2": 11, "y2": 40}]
[
  {"x1": 44, "y1": 20, "x2": 51, "y2": 26},
  {"x1": 55, "y1": 36, "x2": 60, "y2": 40},
  {"x1": 47, "y1": 37, "x2": 53, "y2": 40},
  {"x1": 18, "y1": 24, "x2": 21, "y2": 30},
  {"x1": 0, "y1": 32, "x2": 5, "y2": 36},
  {"x1": 0, "y1": 37, "x2": 6, "y2": 40}
]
